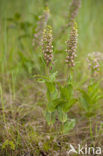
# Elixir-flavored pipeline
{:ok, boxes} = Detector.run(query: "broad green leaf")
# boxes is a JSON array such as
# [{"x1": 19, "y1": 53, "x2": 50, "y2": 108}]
[
  {"x1": 47, "y1": 98, "x2": 59, "y2": 112},
  {"x1": 60, "y1": 82, "x2": 73, "y2": 101},
  {"x1": 79, "y1": 89, "x2": 91, "y2": 111},
  {"x1": 63, "y1": 98, "x2": 77, "y2": 112},
  {"x1": 44, "y1": 112, "x2": 56, "y2": 125},
  {"x1": 58, "y1": 109, "x2": 68, "y2": 123},
  {"x1": 88, "y1": 82, "x2": 100, "y2": 101},
  {"x1": 80, "y1": 96, "x2": 89, "y2": 112},
  {"x1": 62, "y1": 119, "x2": 76, "y2": 134},
  {"x1": 46, "y1": 82, "x2": 58, "y2": 101},
  {"x1": 80, "y1": 89, "x2": 91, "y2": 104}
]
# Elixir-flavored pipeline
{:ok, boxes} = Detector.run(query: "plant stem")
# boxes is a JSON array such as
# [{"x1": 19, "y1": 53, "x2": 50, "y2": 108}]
[
  {"x1": 89, "y1": 119, "x2": 93, "y2": 140},
  {"x1": 0, "y1": 84, "x2": 6, "y2": 123}
]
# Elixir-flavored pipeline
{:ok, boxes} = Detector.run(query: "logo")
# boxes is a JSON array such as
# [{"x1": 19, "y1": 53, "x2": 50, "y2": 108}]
[{"x1": 68, "y1": 144, "x2": 102, "y2": 155}]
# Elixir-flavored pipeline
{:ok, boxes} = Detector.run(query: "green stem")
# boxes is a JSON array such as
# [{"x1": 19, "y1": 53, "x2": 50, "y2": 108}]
[
  {"x1": 89, "y1": 119, "x2": 93, "y2": 140},
  {"x1": 0, "y1": 84, "x2": 6, "y2": 123}
]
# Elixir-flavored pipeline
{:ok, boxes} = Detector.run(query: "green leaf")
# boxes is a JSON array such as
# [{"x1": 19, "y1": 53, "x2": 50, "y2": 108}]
[
  {"x1": 59, "y1": 83, "x2": 75, "y2": 112},
  {"x1": 88, "y1": 82, "x2": 100, "y2": 100},
  {"x1": 2, "y1": 140, "x2": 15, "y2": 150},
  {"x1": 34, "y1": 75, "x2": 49, "y2": 83},
  {"x1": 58, "y1": 109, "x2": 68, "y2": 123},
  {"x1": 46, "y1": 82, "x2": 57, "y2": 101},
  {"x1": 47, "y1": 99, "x2": 58, "y2": 112},
  {"x1": 80, "y1": 90, "x2": 91, "y2": 111},
  {"x1": 46, "y1": 82, "x2": 55, "y2": 92},
  {"x1": 2, "y1": 140, "x2": 9, "y2": 149},
  {"x1": 49, "y1": 72, "x2": 58, "y2": 82},
  {"x1": 63, "y1": 98, "x2": 77, "y2": 112},
  {"x1": 47, "y1": 89, "x2": 59, "y2": 112},
  {"x1": 9, "y1": 141, "x2": 15, "y2": 150},
  {"x1": 80, "y1": 96, "x2": 89, "y2": 112},
  {"x1": 67, "y1": 74, "x2": 72, "y2": 85},
  {"x1": 44, "y1": 112, "x2": 56, "y2": 125},
  {"x1": 60, "y1": 84, "x2": 73, "y2": 101},
  {"x1": 67, "y1": 84, "x2": 73, "y2": 98},
  {"x1": 62, "y1": 119, "x2": 76, "y2": 134}
]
